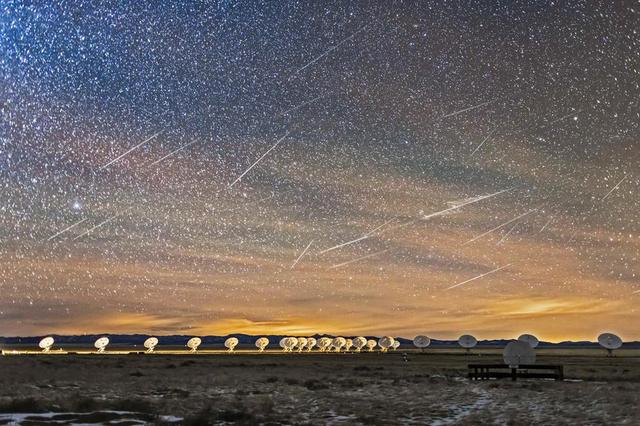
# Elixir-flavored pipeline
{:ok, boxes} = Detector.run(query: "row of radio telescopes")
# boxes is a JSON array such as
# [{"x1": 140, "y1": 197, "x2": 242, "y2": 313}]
[{"x1": 30, "y1": 333, "x2": 625, "y2": 356}]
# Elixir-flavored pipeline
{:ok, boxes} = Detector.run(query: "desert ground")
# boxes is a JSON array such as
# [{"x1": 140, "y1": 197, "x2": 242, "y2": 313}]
[{"x1": 1, "y1": 348, "x2": 639, "y2": 425}]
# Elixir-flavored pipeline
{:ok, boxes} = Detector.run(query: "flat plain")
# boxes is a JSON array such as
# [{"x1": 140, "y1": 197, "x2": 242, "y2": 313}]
[{"x1": 1, "y1": 348, "x2": 639, "y2": 425}]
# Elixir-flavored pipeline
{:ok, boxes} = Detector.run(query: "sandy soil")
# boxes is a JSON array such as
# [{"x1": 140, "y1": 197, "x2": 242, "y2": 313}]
[{"x1": 1, "y1": 351, "x2": 639, "y2": 424}]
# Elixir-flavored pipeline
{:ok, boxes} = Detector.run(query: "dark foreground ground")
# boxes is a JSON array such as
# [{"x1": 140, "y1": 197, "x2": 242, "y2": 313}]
[{"x1": 1, "y1": 349, "x2": 640, "y2": 425}]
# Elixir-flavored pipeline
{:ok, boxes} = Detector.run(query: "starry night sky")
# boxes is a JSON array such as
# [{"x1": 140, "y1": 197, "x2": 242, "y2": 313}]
[{"x1": 1, "y1": 1, "x2": 639, "y2": 340}]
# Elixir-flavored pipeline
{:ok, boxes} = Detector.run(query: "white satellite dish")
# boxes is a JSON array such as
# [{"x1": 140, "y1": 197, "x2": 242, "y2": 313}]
[
  {"x1": 353, "y1": 337, "x2": 367, "y2": 352},
  {"x1": 378, "y1": 336, "x2": 395, "y2": 352},
  {"x1": 518, "y1": 334, "x2": 540, "y2": 349},
  {"x1": 279, "y1": 337, "x2": 289, "y2": 351},
  {"x1": 366, "y1": 339, "x2": 377, "y2": 351},
  {"x1": 224, "y1": 337, "x2": 239, "y2": 352},
  {"x1": 458, "y1": 334, "x2": 478, "y2": 351},
  {"x1": 94, "y1": 337, "x2": 110, "y2": 353},
  {"x1": 332, "y1": 337, "x2": 346, "y2": 352},
  {"x1": 317, "y1": 337, "x2": 332, "y2": 352},
  {"x1": 306, "y1": 337, "x2": 317, "y2": 351},
  {"x1": 255, "y1": 337, "x2": 269, "y2": 352},
  {"x1": 285, "y1": 337, "x2": 298, "y2": 352},
  {"x1": 186, "y1": 337, "x2": 202, "y2": 352},
  {"x1": 413, "y1": 335, "x2": 431, "y2": 350},
  {"x1": 39, "y1": 336, "x2": 55, "y2": 353},
  {"x1": 344, "y1": 338, "x2": 354, "y2": 352},
  {"x1": 143, "y1": 337, "x2": 159, "y2": 353},
  {"x1": 503, "y1": 340, "x2": 536, "y2": 368},
  {"x1": 391, "y1": 340, "x2": 401, "y2": 350},
  {"x1": 598, "y1": 333, "x2": 623, "y2": 356},
  {"x1": 296, "y1": 337, "x2": 308, "y2": 352}
]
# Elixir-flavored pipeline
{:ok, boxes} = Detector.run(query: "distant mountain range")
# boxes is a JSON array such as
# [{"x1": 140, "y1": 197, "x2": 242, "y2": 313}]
[{"x1": 2, "y1": 334, "x2": 639, "y2": 348}]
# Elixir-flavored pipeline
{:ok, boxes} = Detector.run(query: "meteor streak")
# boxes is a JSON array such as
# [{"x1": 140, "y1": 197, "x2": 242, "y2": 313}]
[
  {"x1": 291, "y1": 240, "x2": 314, "y2": 269},
  {"x1": 602, "y1": 175, "x2": 627, "y2": 200},
  {"x1": 470, "y1": 127, "x2": 497, "y2": 156},
  {"x1": 319, "y1": 235, "x2": 370, "y2": 255},
  {"x1": 100, "y1": 131, "x2": 162, "y2": 170},
  {"x1": 463, "y1": 208, "x2": 537, "y2": 246},
  {"x1": 445, "y1": 264, "x2": 512, "y2": 291},
  {"x1": 328, "y1": 249, "x2": 389, "y2": 270},
  {"x1": 279, "y1": 94, "x2": 324, "y2": 116},
  {"x1": 496, "y1": 223, "x2": 518, "y2": 245},
  {"x1": 146, "y1": 140, "x2": 199, "y2": 168},
  {"x1": 228, "y1": 131, "x2": 290, "y2": 188},
  {"x1": 294, "y1": 24, "x2": 368, "y2": 75},
  {"x1": 46, "y1": 218, "x2": 88, "y2": 241},
  {"x1": 73, "y1": 208, "x2": 132, "y2": 241},
  {"x1": 441, "y1": 99, "x2": 494, "y2": 119}
]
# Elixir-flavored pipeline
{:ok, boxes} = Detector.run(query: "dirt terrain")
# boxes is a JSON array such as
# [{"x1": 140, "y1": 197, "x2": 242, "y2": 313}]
[{"x1": 1, "y1": 350, "x2": 639, "y2": 425}]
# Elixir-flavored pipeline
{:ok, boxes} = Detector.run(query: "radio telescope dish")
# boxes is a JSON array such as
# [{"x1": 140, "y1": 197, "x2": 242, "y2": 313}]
[
  {"x1": 94, "y1": 337, "x2": 110, "y2": 353},
  {"x1": 187, "y1": 337, "x2": 202, "y2": 352},
  {"x1": 413, "y1": 335, "x2": 431, "y2": 349},
  {"x1": 332, "y1": 337, "x2": 346, "y2": 352},
  {"x1": 39, "y1": 336, "x2": 55, "y2": 353},
  {"x1": 366, "y1": 339, "x2": 377, "y2": 351},
  {"x1": 255, "y1": 337, "x2": 269, "y2": 352},
  {"x1": 285, "y1": 337, "x2": 298, "y2": 352},
  {"x1": 391, "y1": 340, "x2": 401, "y2": 350},
  {"x1": 503, "y1": 340, "x2": 536, "y2": 368},
  {"x1": 306, "y1": 337, "x2": 317, "y2": 351},
  {"x1": 225, "y1": 337, "x2": 239, "y2": 352},
  {"x1": 458, "y1": 335, "x2": 478, "y2": 350},
  {"x1": 598, "y1": 333, "x2": 622, "y2": 356},
  {"x1": 518, "y1": 334, "x2": 539, "y2": 349},
  {"x1": 344, "y1": 338, "x2": 354, "y2": 352},
  {"x1": 296, "y1": 337, "x2": 308, "y2": 352},
  {"x1": 353, "y1": 337, "x2": 367, "y2": 352},
  {"x1": 144, "y1": 337, "x2": 159, "y2": 353},
  {"x1": 317, "y1": 337, "x2": 332, "y2": 352},
  {"x1": 378, "y1": 336, "x2": 395, "y2": 352}
]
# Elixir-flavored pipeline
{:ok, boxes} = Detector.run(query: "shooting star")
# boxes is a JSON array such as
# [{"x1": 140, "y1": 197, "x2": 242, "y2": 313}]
[
  {"x1": 470, "y1": 127, "x2": 497, "y2": 156},
  {"x1": 441, "y1": 99, "x2": 494, "y2": 119},
  {"x1": 294, "y1": 24, "x2": 369, "y2": 75},
  {"x1": 279, "y1": 94, "x2": 325, "y2": 117},
  {"x1": 291, "y1": 240, "x2": 314, "y2": 269},
  {"x1": 328, "y1": 249, "x2": 389, "y2": 270},
  {"x1": 545, "y1": 109, "x2": 582, "y2": 126},
  {"x1": 602, "y1": 175, "x2": 627, "y2": 200},
  {"x1": 496, "y1": 223, "x2": 518, "y2": 245},
  {"x1": 73, "y1": 208, "x2": 132, "y2": 241},
  {"x1": 228, "y1": 131, "x2": 290, "y2": 188},
  {"x1": 46, "y1": 218, "x2": 88, "y2": 241},
  {"x1": 633, "y1": 289, "x2": 640, "y2": 294},
  {"x1": 445, "y1": 264, "x2": 512, "y2": 291},
  {"x1": 539, "y1": 217, "x2": 553, "y2": 233},
  {"x1": 100, "y1": 131, "x2": 162, "y2": 170},
  {"x1": 146, "y1": 140, "x2": 199, "y2": 168},
  {"x1": 463, "y1": 208, "x2": 537, "y2": 246},
  {"x1": 319, "y1": 234, "x2": 370, "y2": 255}
]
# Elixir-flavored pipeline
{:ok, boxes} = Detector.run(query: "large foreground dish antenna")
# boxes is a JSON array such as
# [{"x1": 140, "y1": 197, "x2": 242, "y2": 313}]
[
  {"x1": 332, "y1": 337, "x2": 346, "y2": 352},
  {"x1": 366, "y1": 339, "x2": 377, "y2": 351},
  {"x1": 378, "y1": 336, "x2": 395, "y2": 352},
  {"x1": 187, "y1": 337, "x2": 202, "y2": 352},
  {"x1": 94, "y1": 337, "x2": 110, "y2": 353},
  {"x1": 413, "y1": 335, "x2": 431, "y2": 350},
  {"x1": 503, "y1": 340, "x2": 536, "y2": 368},
  {"x1": 353, "y1": 337, "x2": 367, "y2": 352},
  {"x1": 296, "y1": 337, "x2": 308, "y2": 352},
  {"x1": 285, "y1": 337, "x2": 298, "y2": 351},
  {"x1": 317, "y1": 337, "x2": 332, "y2": 352},
  {"x1": 144, "y1": 337, "x2": 159, "y2": 353},
  {"x1": 225, "y1": 337, "x2": 239, "y2": 352},
  {"x1": 458, "y1": 335, "x2": 478, "y2": 351},
  {"x1": 598, "y1": 333, "x2": 622, "y2": 356},
  {"x1": 518, "y1": 334, "x2": 539, "y2": 349},
  {"x1": 306, "y1": 337, "x2": 317, "y2": 351},
  {"x1": 344, "y1": 338, "x2": 354, "y2": 352},
  {"x1": 39, "y1": 337, "x2": 55, "y2": 353},
  {"x1": 255, "y1": 337, "x2": 269, "y2": 352}
]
